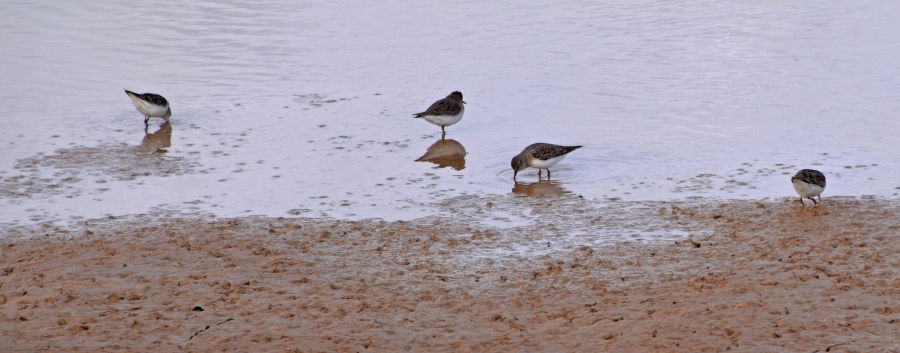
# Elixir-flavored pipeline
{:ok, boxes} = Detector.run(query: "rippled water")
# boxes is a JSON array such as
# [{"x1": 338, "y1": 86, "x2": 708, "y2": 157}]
[{"x1": 2, "y1": 1, "x2": 899, "y2": 226}]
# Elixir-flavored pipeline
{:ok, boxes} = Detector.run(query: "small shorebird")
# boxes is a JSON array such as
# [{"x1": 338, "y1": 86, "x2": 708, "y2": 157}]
[
  {"x1": 511, "y1": 143, "x2": 582, "y2": 180},
  {"x1": 125, "y1": 89, "x2": 171, "y2": 125},
  {"x1": 791, "y1": 169, "x2": 826, "y2": 208},
  {"x1": 413, "y1": 91, "x2": 465, "y2": 136}
]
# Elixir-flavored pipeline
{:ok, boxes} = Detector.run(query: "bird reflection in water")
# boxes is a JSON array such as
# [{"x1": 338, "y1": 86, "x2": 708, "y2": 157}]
[
  {"x1": 512, "y1": 179, "x2": 568, "y2": 197},
  {"x1": 140, "y1": 122, "x2": 172, "y2": 153},
  {"x1": 415, "y1": 138, "x2": 467, "y2": 171}
]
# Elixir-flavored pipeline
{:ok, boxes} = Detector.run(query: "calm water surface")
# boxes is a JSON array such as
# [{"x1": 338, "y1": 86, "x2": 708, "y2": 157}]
[{"x1": 2, "y1": 1, "x2": 899, "y2": 226}]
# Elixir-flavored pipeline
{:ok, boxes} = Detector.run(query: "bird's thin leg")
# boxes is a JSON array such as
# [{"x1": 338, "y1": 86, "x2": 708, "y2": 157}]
[
  {"x1": 537, "y1": 169, "x2": 542, "y2": 179},
  {"x1": 441, "y1": 126, "x2": 446, "y2": 135},
  {"x1": 144, "y1": 116, "x2": 150, "y2": 125},
  {"x1": 547, "y1": 169, "x2": 552, "y2": 178},
  {"x1": 811, "y1": 196, "x2": 819, "y2": 207}
]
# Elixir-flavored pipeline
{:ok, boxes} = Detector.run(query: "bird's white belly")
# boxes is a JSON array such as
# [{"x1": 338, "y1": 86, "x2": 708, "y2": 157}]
[
  {"x1": 130, "y1": 97, "x2": 168, "y2": 117},
  {"x1": 421, "y1": 109, "x2": 464, "y2": 127},
  {"x1": 143, "y1": 103, "x2": 169, "y2": 117},
  {"x1": 792, "y1": 179, "x2": 824, "y2": 198},
  {"x1": 530, "y1": 155, "x2": 566, "y2": 169}
]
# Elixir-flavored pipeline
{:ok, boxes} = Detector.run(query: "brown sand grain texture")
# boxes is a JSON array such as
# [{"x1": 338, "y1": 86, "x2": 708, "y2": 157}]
[{"x1": 2, "y1": 197, "x2": 900, "y2": 352}]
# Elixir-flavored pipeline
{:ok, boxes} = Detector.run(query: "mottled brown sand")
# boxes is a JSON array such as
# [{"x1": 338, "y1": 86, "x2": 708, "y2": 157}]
[{"x1": 2, "y1": 197, "x2": 900, "y2": 352}]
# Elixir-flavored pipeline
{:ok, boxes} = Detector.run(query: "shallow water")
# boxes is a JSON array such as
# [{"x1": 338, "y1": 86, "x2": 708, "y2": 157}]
[{"x1": 2, "y1": 1, "x2": 900, "y2": 227}]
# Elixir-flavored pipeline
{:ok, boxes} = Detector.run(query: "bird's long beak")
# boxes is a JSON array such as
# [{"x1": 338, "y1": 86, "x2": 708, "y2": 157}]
[
  {"x1": 462, "y1": 101, "x2": 467, "y2": 104},
  {"x1": 513, "y1": 170, "x2": 517, "y2": 180}
]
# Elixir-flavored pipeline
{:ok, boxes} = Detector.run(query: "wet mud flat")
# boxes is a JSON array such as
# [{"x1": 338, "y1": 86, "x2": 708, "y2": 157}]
[{"x1": 1, "y1": 196, "x2": 900, "y2": 352}]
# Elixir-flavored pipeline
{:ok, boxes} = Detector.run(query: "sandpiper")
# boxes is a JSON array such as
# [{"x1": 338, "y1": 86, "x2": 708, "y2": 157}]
[
  {"x1": 413, "y1": 91, "x2": 465, "y2": 135},
  {"x1": 791, "y1": 169, "x2": 826, "y2": 208},
  {"x1": 125, "y1": 89, "x2": 171, "y2": 125},
  {"x1": 511, "y1": 143, "x2": 582, "y2": 180}
]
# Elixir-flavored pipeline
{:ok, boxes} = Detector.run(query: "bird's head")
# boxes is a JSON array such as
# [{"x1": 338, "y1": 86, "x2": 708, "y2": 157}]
[
  {"x1": 511, "y1": 155, "x2": 525, "y2": 180},
  {"x1": 449, "y1": 91, "x2": 465, "y2": 104}
]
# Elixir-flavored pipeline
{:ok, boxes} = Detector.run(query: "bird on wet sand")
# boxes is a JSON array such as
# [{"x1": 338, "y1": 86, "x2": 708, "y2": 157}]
[
  {"x1": 125, "y1": 89, "x2": 171, "y2": 125},
  {"x1": 412, "y1": 91, "x2": 465, "y2": 136},
  {"x1": 511, "y1": 143, "x2": 582, "y2": 180},
  {"x1": 791, "y1": 169, "x2": 826, "y2": 208}
]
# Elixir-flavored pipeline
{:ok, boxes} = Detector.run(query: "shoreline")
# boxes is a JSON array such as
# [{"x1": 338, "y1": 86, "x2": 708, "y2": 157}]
[{"x1": 2, "y1": 197, "x2": 899, "y2": 351}]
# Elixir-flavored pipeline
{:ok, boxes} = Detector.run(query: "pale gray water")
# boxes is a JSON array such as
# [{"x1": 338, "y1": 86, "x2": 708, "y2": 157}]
[{"x1": 2, "y1": 1, "x2": 900, "y2": 227}]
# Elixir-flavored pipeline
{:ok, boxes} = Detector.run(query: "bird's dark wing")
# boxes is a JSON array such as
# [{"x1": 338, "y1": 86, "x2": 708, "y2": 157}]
[
  {"x1": 794, "y1": 169, "x2": 826, "y2": 187},
  {"x1": 140, "y1": 93, "x2": 169, "y2": 106},
  {"x1": 530, "y1": 144, "x2": 582, "y2": 160},
  {"x1": 414, "y1": 98, "x2": 462, "y2": 117}
]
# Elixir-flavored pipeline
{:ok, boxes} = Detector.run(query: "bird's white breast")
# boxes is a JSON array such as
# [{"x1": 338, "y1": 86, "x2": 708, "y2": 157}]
[
  {"x1": 420, "y1": 106, "x2": 464, "y2": 127},
  {"x1": 128, "y1": 95, "x2": 169, "y2": 117},
  {"x1": 792, "y1": 179, "x2": 824, "y2": 198},
  {"x1": 530, "y1": 154, "x2": 567, "y2": 169}
]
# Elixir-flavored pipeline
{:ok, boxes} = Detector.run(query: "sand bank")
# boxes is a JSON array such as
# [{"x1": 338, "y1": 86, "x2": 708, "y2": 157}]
[{"x1": 2, "y1": 197, "x2": 899, "y2": 352}]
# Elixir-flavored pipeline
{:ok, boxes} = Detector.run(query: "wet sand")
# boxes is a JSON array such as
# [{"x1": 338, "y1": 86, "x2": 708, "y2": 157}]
[{"x1": 2, "y1": 197, "x2": 900, "y2": 352}]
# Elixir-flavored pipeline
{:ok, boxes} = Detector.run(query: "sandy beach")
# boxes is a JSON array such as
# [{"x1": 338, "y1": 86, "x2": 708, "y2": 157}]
[{"x1": 2, "y1": 196, "x2": 899, "y2": 352}]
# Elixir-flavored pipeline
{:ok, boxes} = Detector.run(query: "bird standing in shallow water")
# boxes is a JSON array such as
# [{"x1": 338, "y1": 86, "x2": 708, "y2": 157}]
[
  {"x1": 511, "y1": 143, "x2": 582, "y2": 180},
  {"x1": 125, "y1": 89, "x2": 171, "y2": 125},
  {"x1": 791, "y1": 169, "x2": 826, "y2": 208},
  {"x1": 412, "y1": 91, "x2": 465, "y2": 137}
]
